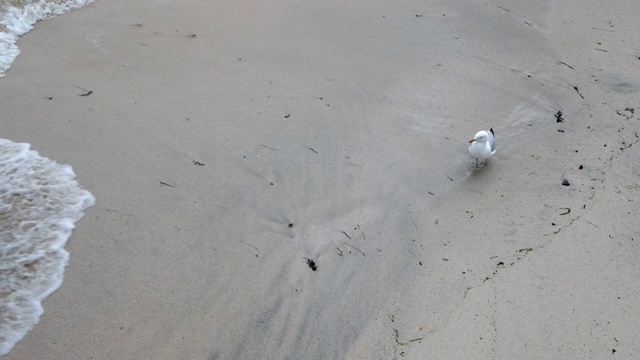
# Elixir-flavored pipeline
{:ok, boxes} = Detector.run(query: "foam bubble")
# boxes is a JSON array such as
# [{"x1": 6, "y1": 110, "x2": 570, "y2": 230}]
[
  {"x1": 0, "y1": 138, "x2": 95, "y2": 356},
  {"x1": 0, "y1": 0, "x2": 95, "y2": 77}
]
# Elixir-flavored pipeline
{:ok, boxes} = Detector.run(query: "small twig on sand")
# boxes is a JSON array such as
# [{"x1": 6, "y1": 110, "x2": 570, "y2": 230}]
[
  {"x1": 341, "y1": 231, "x2": 352, "y2": 240},
  {"x1": 343, "y1": 242, "x2": 365, "y2": 256},
  {"x1": 308, "y1": 147, "x2": 318, "y2": 153},
  {"x1": 496, "y1": 5, "x2": 510, "y2": 12},
  {"x1": 557, "y1": 61, "x2": 575, "y2": 70},
  {"x1": 261, "y1": 144, "x2": 277, "y2": 151},
  {"x1": 240, "y1": 240, "x2": 260, "y2": 251},
  {"x1": 441, "y1": 170, "x2": 453, "y2": 181},
  {"x1": 411, "y1": 219, "x2": 419, "y2": 233},
  {"x1": 464, "y1": 187, "x2": 483, "y2": 196},
  {"x1": 394, "y1": 329, "x2": 426, "y2": 346},
  {"x1": 395, "y1": 329, "x2": 408, "y2": 346},
  {"x1": 159, "y1": 181, "x2": 175, "y2": 187},
  {"x1": 73, "y1": 84, "x2": 93, "y2": 96}
]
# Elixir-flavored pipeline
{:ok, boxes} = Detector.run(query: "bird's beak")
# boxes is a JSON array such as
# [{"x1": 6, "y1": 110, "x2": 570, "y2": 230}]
[{"x1": 469, "y1": 139, "x2": 476, "y2": 143}]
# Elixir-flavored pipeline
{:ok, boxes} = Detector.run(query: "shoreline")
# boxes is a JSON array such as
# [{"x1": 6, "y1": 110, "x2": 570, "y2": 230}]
[{"x1": 1, "y1": 0, "x2": 639, "y2": 358}]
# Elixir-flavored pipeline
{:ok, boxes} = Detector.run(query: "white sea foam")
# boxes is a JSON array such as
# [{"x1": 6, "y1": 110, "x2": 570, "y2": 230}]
[
  {"x1": 0, "y1": 0, "x2": 95, "y2": 77},
  {"x1": 0, "y1": 138, "x2": 95, "y2": 356}
]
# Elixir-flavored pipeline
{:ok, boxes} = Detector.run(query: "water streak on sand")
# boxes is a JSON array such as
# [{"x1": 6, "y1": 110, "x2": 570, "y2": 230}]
[{"x1": 0, "y1": 139, "x2": 94, "y2": 356}]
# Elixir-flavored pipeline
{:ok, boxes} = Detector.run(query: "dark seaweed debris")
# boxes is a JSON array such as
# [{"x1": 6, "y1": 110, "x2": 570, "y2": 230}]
[{"x1": 305, "y1": 258, "x2": 318, "y2": 271}]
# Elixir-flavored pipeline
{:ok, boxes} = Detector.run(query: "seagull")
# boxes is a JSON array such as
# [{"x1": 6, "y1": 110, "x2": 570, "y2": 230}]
[{"x1": 468, "y1": 127, "x2": 496, "y2": 167}]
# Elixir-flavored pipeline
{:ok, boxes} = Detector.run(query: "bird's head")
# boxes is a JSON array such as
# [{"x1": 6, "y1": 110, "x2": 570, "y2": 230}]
[{"x1": 469, "y1": 131, "x2": 489, "y2": 144}]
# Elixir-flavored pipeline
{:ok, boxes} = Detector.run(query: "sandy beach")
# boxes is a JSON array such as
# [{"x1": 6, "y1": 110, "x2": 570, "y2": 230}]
[{"x1": 1, "y1": 0, "x2": 639, "y2": 358}]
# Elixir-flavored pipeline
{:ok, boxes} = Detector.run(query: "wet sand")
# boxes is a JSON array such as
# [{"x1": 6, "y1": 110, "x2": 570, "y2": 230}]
[{"x1": 1, "y1": 0, "x2": 639, "y2": 358}]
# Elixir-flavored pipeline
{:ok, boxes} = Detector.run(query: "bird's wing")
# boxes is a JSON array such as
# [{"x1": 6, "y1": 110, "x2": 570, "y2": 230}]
[{"x1": 488, "y1": 128, "x2": 496, "y2": 152}]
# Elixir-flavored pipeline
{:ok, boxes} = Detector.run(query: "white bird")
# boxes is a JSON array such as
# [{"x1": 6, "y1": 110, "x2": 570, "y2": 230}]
[{"x1": 468, "y1": 127, "x2": 496, "y2": 167}]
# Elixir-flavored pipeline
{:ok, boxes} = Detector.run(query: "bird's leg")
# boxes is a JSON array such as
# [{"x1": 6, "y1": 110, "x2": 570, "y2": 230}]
[{"x1": 471, "y1": 158, "x2": 481, "y2": 171}]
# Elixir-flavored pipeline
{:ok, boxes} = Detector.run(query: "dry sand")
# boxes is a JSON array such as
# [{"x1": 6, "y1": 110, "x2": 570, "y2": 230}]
[{"x1": 1, "y1": 0, "x2": 639, "y2": 358}]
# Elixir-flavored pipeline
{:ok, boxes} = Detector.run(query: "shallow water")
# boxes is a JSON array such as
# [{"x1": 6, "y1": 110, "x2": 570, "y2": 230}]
[
  {"x1": 0, "y1": 1, "x2": 95, "y2": 355},
  {"x1": 1, "y1": 0, "x2": 94, "y2": 77},
  {"x1": 0, "y1": 139, "x2": 94, "y2": 356}
]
